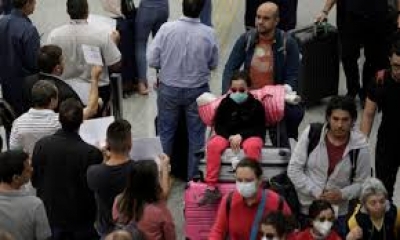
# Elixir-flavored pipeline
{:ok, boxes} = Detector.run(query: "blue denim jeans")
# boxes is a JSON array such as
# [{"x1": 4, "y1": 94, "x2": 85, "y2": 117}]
[
  {"x1": 135, "y1": 6, "x2": 168, "y2": 82},
  {"x1": 200, "y1": 0, "x2": 212, "y2": 27},
  {"x1": 157, "y1": 83, "x2": 209, "y2": 180}
]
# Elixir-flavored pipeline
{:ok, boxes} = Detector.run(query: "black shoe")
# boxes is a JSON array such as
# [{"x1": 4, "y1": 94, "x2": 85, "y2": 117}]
[{"x1": 197, "y1": 187, "x2": 222, "y2": 206}]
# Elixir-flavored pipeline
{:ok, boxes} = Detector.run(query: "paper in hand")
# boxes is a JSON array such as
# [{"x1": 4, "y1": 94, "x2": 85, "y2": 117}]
[
  {"x1": 88, "y1": 14, "x2": 117, "y2": 33},
  {"x1": 130, "y1": 137, "x2": 163, "y2": 165},
  {"x1": 79, "y1": 116, "x2": 115, "y2": 147},
  {"x1": 82, "y1": 44, "x2": 103, "y2": 66}
]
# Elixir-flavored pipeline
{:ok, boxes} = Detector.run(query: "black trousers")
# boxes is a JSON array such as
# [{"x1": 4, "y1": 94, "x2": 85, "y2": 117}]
[
  {"x1": 375, "y1": 139, "x2": 400, "y2": 200},
  {"x1": 339, "y1": 14, "x2": 395, "y2": 100}
]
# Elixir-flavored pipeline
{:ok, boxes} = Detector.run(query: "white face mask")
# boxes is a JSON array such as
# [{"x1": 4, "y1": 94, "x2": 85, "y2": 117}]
[
  {"x1": 261, "y1": 236, "x2": 279, "y2": 240},
  {"x1": 313, "y1": 220, "x2": 333, "y2": 237},
  {"x1": 236, "y1": 181, "x2": 257, "y2": 198}
]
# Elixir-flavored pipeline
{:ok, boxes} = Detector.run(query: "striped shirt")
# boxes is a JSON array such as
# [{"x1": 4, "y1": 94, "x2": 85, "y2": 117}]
[{"x1": 10, "y1": 108, "x2": 60, "y2": 154}]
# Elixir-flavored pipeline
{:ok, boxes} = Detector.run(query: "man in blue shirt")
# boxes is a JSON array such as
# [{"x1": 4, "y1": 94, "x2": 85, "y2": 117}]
[
  {"x1": 148, "y1": 0, "x2": 219, "y2": 180},
  {"x1": 0, "y1": 0, "x2": 40, "y2": 116}
]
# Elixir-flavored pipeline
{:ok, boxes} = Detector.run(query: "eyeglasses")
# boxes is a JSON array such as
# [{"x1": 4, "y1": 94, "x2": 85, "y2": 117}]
[
  {"x1": 316, "y1": 217, "x2": 335, "y2": 222},
  {"x1": 230, "y1": 87, "x2": 246, "y2": 93}
]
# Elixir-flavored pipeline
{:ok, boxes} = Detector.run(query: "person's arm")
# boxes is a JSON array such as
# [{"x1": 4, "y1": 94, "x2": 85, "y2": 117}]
[
  {"x1": 340, "y1": 148, "x2": 371, "y2": 201},
  {"x1": 83, "y1": 66, "x2": 102, "y2": 119},
  {"x1": 9, "y1": 123, "x2": 22, "y2": 150},
  {"x1": 23, "y1": 28, "x2": 40, "y2": 74},
  {"x1": 287, "y1": 126, "x2": 323, "y2": 199},
  {"x1": 31, "y1": 141, "x2": 44, "y2": 188},
  {"x1": 316, "y1": 0, "x2": 337, "y2": 22},
  {"x1": 208, "y1": 30, "x2": 219, "y2": 70},
  {"x1": 214, "y1": 98, "x2": 232, "y2": 139},
  {"x1": 34, "y1": 202, "x2": 52, "y2": 240},
  {"x1": 103, "y1": 31, "x2": 122, "y2": 72},
  {"x1": 158, "y1": 154, "x2": 172, "y2": 200},
  {"x1": 283, "y1": 36, "x2": 300, "y2": 91},
  {"x1": 209, "y1": 194, "x2": 230, "y2": 240},
  {"x1": 360, "y1": 98, "x2": 377, "y2": 137},
  {"x1": 147, "y1": 25, "x2": 166, "y2": 69},
  {"x1": 395, "y1": 208, "x2": 400, "y2": 237},
  {"x1": 221, "y1": 35, "x2": 247, "y2": 94}
]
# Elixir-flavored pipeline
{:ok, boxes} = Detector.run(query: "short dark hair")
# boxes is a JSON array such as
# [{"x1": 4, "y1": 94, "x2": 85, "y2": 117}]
[
  {"x1": 235, "y1": 158, "x2": 263, "y2": 179},
  {"x1": 308, "y1": 200, "x2": 334, "y2": 221},
  {"x1": 106, "y1": 120, "x2": 132, "y2": 154},
  {"x1": 391, "y1": 38, "x2": 400, "y2": 56},
  {"x1": 31, "y1": 80, "x2": 58, "y2": 108},
  {"x1": 12, "y1": 0, "x2": 32, "y2": 9},
  {"x1": 59, "y1": 98, "x2": 83, "y2": 132},
  {"x1": 38, "y1": 45, "x2": 63, "y2": 74},
  {"x1": 230, "y1": 70, "x2": 252, "y2": 87},
  {"x1": 67, "y1": 0, "x2": 89, "y2": 19},
  {"x1": 261, "y1": 212, "x2": 293, "y2": 238},
  {"x1": 325, "y1": 96, "x2": 357, "y2": 122},
  {"x1": 182, "y1": 0, "x2": 205, "y2": 18},
  {"x1": 0, "y1": 150, "x2": 29, "y2": 184}
]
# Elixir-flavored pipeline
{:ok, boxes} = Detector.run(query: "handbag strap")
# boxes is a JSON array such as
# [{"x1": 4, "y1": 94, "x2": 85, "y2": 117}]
[{"x1": 249, "y1": 190, "x2": 268, "y2": 240}]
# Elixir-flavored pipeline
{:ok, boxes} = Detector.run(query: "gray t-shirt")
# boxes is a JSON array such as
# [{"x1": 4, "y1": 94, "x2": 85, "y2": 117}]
[{"x1": 0, "y1": 190, "x2": 51, "y2": 240}]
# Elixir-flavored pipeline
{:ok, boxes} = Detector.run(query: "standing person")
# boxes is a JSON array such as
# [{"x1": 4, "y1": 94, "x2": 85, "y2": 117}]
[
  {"x1": 245, "y1": 0, "x2": 298, "y2": 31},
  {"x1": 200, "y1": 0, "x2": 212, "y2": 26},
  {"x1": 87, "y1": 120, "x2": 135, "y2": 237},
  {"x1": 0, "y1": 150, "x2": 51, "y2": 240},
  {"x1": 0, "y1": 0, "x2": 40, "y2": 115},
  {"x1": 31, "y1": 98, "x2": 103, "y2": 240},
  {"x1": 48, "y1": 0, "x2": 121, "y2": 115},
  {"x1": 209, "y1": 158, "x2": 292, "y2": 240},
  {"x1": 100, "y1": 0, "x2": 138, "y2": 97},
  {"x1": 112, "y1": 160, "x2": 175, "y2": 240},
  {"x1": 316, "y1": 0, "x2": 397, "y2": 102},
  {"x1": 288, "y1": 96, "x2": 371, "y2": 238},
  {"x1": 361, "y1": 40, "x2": 400, "y2": 200},
  {"x1": 147, "y1": 0, "x2": 219, "y2": 180},
  {"x1": 135, "y1": 0, "x2": 169, "y2": 95}
]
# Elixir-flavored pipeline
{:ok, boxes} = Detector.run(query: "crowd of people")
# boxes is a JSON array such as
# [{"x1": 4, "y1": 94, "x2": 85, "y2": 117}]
[{"x1": 0, "y1": 0, "x2": 400, "y2": 239}]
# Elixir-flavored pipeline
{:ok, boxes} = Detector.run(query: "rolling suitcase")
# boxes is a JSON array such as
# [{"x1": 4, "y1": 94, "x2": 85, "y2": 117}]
[
  {"x1": 184, "y1": 181, "x2": 236, "y2": 240},
  {"x1": 198, "y1": 147, "x2": 290, "y2": 182},
  {"x1": 290, "y1": 22, "x2": 340, "y2": 104}
]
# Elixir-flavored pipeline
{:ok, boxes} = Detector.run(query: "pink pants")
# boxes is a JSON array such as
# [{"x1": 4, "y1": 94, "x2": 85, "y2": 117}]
[{"x1": 205, "y1": 135, "x2": 263, "y2": 185}]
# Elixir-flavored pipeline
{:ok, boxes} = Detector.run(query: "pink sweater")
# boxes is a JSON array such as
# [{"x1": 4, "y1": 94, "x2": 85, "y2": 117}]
[{"x1": 112, "y1": 199, "x2": 176, "y2": 240}]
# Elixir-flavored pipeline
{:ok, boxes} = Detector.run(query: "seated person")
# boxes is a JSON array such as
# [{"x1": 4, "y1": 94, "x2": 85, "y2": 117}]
[
  {"x1": 260, "y1": 211, "x2": 297, "y2": 240},
  {"x1": 346, "y1": 178, "x2": 400, "y2": 240},
  {"x1": 23, "y1": 45, "x2": 84, "y2": 112},
  {"x1": 209, "y1": 158, "x2": 291, "y2": 239},
  {"x1": 10, "y1": 66, "x2": 101, "y2": 154},
  {"x1": 199, "y1": 71, "x2": 266, "y2": 206},
  {"x1": 295, "y1": 200, "x2": 341, "y2": 240}
]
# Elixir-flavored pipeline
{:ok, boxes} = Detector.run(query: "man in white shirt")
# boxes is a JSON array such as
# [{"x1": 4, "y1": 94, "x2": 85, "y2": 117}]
[{"x1": 48, "y1": 0, "x2": 121, "y2": 115}]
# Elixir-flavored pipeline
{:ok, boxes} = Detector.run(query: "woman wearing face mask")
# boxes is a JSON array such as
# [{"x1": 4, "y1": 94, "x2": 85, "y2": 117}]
[
  {"x1": 209, "y1": 158, "x2": 292, "y2": 240},
  {"x1": 198, "y1": 71, "x2": 267, "y2": 206},
  {"x1": 260, "y1": 211, "x2": 297, "y2": 240},
  {"x1": 294, "y1": 200, "x2": 341, "y2": 240},
  {"x1": 346, "y1": 178, "x2": 400, "y2": 240}
]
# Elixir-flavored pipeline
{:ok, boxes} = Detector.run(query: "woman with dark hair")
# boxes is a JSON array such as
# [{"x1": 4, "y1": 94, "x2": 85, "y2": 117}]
[
  {"x1": 294, "y1": 200, "x2": 341, "y2": 240},
  {"x1": 209, "y1": 158, "x2": 291, "y2": 240},
  {"x1": 112, "y1": 159, "x2": 175, "y2": 240}
]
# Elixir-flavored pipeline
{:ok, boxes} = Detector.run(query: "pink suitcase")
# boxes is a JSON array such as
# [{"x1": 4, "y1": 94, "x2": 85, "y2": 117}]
[{"x1": 184, "y1": 181, "x2": 236, "y2": 240}]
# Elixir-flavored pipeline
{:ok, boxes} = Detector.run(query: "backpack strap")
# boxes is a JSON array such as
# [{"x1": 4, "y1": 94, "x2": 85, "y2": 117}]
[
  {"x1": 225, "y1": 191, "x2": 234, "y2": 239},
  {"x1": 250, "y1": 190, "x2": 268, "y2": 240},
  {"x1": 307, "y1": 123, "x2": 324, "y2": 156},
  {"x1": 349, "y1": 149, "x2": 360, "y2": 183}
]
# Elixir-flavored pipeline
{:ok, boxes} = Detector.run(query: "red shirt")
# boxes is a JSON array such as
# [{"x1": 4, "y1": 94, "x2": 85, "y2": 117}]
[
  {"x1": 249, "y1": 37, "x2": 274, "y2": 89},
  {"x1": 294, "y1": 228, "x2": 342, "y2": 240},
  {"x1": 209, "y1": 188, "x2": 292, "y2": 240},
  {"x1": 325, "y1": 136, "x2": 347, "y2": 175}
]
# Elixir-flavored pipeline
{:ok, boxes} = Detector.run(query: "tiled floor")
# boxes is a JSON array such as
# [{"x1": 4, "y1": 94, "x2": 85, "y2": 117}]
[{"x1": 30, "y1": 0, "x2": 393, "y2": 238}]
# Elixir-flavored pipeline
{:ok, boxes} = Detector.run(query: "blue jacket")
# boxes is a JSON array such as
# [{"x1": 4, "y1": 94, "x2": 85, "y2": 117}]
[{"x1": 222, "y1": 29, "x2": 300, "y2": 94}]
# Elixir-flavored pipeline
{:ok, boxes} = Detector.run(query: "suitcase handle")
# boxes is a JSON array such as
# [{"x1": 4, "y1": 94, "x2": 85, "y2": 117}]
[{"x1": 313, "y1": 21, "x2": 329, "y2": 37}]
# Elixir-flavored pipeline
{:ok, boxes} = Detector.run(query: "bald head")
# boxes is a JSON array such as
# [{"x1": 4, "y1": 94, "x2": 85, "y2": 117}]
[{"x1": 255, "y1": 2, "x2": 279, "y2": 37}]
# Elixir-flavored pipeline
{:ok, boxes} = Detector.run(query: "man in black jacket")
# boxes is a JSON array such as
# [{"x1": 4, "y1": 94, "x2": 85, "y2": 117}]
[
  {"x1": 198, "y1": 71, "x2": 266, "y2": 205},
  {"x1": 31, "y1": 98, "x2": 103, "y2": 240}
]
